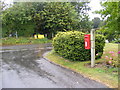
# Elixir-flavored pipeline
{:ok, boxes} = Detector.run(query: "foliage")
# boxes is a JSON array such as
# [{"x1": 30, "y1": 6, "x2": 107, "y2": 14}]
[
  {"x1": 2, "y1": 37, "x2": 51, "y2": 46},
  {"x1": 100, "y1": 43, "x2": 119, "y2": 67},
  {"x1": 103, "y1": 51, "x2": 118, "y2": 67},
  {"x1": 2, "y1": 22, "x2": 35, "y2": 37},
  {"x1": 34, "y1": 2, "x2": 80, "y2": 39},
  {"x1": 79, "y1": 15, "x2": 92, "y2": 33},
  {"x1": 2, "y1": 2, "x2": 37, "y2": 37},
  {"x1": 52, "y1": 31, "x2": 105, "y2": 61},
  {"x1": 71, "y1": 2, "x2": 92, "y2": 32},
  {"x1": 95, "y1": 2, "x2": 120, "y2": 42},
  {"x1": 92, "y1": 17, "x2": 101, "y2": 28},
  {"x1": 0, "y1": 1, "x2": 7, "y2": 11},
  {"x1": 46, "y1": 43, "x2": 118, "y2": 88},
  {"x1": 2, "y1": 2, "x2": 92, "y2": 38},
  {"x1": 111, "y1": 39, "x2": 120, "y2": 43},
  {"x1": 71, "y1": 2, "x2": 90, "y2": 15}
]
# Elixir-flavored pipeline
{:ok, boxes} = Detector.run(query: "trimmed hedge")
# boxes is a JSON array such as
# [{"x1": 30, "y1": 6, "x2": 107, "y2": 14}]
[{"x1": 52, "y1": 31, "x2": 105, "y2": 61}]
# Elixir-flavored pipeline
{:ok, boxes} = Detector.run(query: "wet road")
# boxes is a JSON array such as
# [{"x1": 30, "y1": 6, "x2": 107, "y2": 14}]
[{"x1": 1, "y1": 44, "x2": 108, "y2": 88}]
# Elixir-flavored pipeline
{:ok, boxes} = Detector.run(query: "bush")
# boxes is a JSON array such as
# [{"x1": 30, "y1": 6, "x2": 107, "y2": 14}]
[
  {"x1": 111, "y1": 39, "x2": 120, "y2": 44},
  {"x1": 101, "y1": 51, "x2": 119, "y2": 67},
  {"x1": 52, "y1": 31, "x2": 105, "y2": 61}
]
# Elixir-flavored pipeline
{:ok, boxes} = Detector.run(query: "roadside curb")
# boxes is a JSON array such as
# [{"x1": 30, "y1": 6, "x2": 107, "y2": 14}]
[{"x1": 43, "y1": 51, "x2": 110, "y2": 88}]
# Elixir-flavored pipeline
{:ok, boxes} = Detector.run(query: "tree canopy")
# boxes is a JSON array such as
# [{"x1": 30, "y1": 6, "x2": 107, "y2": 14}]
[
  {"x1": 92, "y1": 17, "x2": 101, "y2": 29},
  {"x1": 34, "y1": 2, "x2": 80, "y2": 38},
  {"x1": 2, "y1": 2, "x2": 37, "y2": 36},
  {"x1": 96, "y1": 2, "x2": 120, "y2": 42},
  {"x1": 2, "y1": 2, "x2": 91, "y2": 38}
]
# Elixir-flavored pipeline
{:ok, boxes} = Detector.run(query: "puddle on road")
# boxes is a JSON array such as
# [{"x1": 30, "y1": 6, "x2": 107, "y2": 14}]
[{"x1": 2, "y1": 44, "x2": 53, "y2": 78}]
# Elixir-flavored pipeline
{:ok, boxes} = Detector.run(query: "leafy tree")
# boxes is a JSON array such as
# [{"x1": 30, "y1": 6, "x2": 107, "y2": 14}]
[
  {"x1": 96, "y1": 2, "x2": 120, "y2": 42},
  {"x1": 35, "y1": 2, "x2": 80, "y2": 38},
  {"x1": 2, "y1": 2, "x2": 47, "y2": 37},
  {"x1": 79, "y1": 15, "x2": 92, "y2": 33},
  {"x1": 92, "y1": 17, "x2": 101, "y2": 28},
  {"x1": 2, "y1": 2, "x2": 36, "y2": 37},
  {"x1": 0, "y1": 1, "x2": 7, "y2": 11},
  {"x1": 71, "y1": 1, "x2": 92, "y2": 32},
  {"x1": 2, "y1": 1, "x2": 92, "y2": 38}
]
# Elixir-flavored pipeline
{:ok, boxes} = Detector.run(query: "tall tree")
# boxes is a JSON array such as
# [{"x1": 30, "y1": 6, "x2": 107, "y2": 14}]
[
  {"x1": 2, "y1": 2, "x2": 37, "y2": 37},
  {"x1": 92, "y1": 17, "x2": 101, "y2": 28},
  {"x1": 0, "y1": 1, "x2": 7, "y2": 11},
  {"x1": 35, "y1": 2, "x2": 80, "y2": 38},
  {"x1": 96, "y1": 2, "x2": 120, "y2": 42},
  {"x1": 2, "y1": 1, "x2": 92, "y2": 38},
  {"x1": 71, "y1": 1, "x2": 92, "y2": 32}
]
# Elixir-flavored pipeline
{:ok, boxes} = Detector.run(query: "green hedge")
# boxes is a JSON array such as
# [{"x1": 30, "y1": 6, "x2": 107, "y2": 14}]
[{"x1": 52, "y1": 31, "x2": 105, "y2": 61}]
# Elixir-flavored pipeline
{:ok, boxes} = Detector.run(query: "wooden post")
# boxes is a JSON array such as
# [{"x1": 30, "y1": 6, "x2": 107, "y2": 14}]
[{"x1": 91, "y1": 29, "x2": 95, "y2": 67}]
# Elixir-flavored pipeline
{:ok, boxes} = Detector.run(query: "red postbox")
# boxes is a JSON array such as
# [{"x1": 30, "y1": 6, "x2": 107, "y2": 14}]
[{"x1": 84, "y1": 34, "x2": 91, "y2": 49}]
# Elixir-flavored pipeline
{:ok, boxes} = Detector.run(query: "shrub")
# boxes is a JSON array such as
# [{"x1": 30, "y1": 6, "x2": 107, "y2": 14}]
[
  {"x1": 111, "y1": 39, "x2": 120, "y2": 44},
  {"x1": 52, "y1": 31, "x2": 105, "y2": 61},
  {"x1": 102, "y1": 51, "x2": 119, "y2": 67}
]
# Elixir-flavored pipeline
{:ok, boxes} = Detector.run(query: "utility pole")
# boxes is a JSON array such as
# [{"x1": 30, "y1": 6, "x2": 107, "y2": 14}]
[{"x1": 91, "y1": 29, "x2": 95, "y2": 67}]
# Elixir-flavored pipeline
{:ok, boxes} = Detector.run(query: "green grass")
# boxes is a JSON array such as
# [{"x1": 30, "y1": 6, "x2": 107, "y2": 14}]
[
  {"x1": 45, "y1": 43, "x2": 118, "y2": 88},
  {"x1": 1, "y1": 37, "x2": 51, "y2": 46}
]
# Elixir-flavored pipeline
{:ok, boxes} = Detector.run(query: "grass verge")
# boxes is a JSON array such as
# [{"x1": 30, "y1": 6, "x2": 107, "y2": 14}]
[
  {"x1": 1, "y1": 37, "x2": 51, "y2": 46},
  {"x1": 44, "y1": 43, "x2": 118, "y2": 88}
]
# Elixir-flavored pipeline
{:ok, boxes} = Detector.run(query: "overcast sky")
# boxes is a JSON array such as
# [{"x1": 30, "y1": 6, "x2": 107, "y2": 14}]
[
  {"x1": 88, "y1": 0, "x2": 103, "y2": 20},
  {"x1": 2, "y1": 0, "x2": 103, "y2": 20}
]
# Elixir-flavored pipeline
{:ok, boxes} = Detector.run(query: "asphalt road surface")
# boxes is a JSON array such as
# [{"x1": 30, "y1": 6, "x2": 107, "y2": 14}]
[{"x1": 1, "y1": 44, "x2": 108, "y2": 88}]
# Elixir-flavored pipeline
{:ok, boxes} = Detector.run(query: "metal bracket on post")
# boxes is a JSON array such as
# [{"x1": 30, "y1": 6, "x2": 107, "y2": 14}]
[{"x1": 91, "y1": 29, "x2": 95, "y2": 67}]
